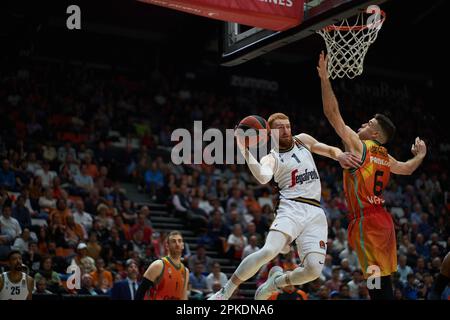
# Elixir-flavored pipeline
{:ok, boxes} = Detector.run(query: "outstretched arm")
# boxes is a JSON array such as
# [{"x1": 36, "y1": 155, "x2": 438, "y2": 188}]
[
  {"x1": 296, "y1": 133, "x2": 361, "y2": 169},
  {"x1": 317, "y1": 52, "x2": 363, "y2": 155},
  {"x1": 389, "y1": 137, "x2": 427, "y2": 175},
  {"x1": 236, "y1": 133, "x2": 275, "y2": 185}
]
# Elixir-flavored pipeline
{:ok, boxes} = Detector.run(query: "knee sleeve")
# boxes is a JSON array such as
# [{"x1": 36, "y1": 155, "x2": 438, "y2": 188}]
[{"x1": 289, "y1": 253, "x2": 325, "y2": 285}]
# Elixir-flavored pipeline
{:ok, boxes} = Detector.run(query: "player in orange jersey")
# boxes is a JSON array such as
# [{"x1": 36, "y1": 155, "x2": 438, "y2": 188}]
[
  {"x1": 135, "y1": 230, "x2": 189, "y2": 300},
  {"x1": 317, "y1": 52, "x2": 427, "y2": 299}
]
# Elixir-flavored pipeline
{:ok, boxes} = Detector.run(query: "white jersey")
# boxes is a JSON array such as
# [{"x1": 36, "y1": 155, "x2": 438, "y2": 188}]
[
  {"x1": 0, "y1": 272, "x2": 29, "y2": 300},
  {"x1": 270, "y1": 136, "x2": 321, "y2": 202}
]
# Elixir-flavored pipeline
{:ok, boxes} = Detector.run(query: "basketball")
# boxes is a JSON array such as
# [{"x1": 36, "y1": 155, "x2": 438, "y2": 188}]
[{"x1": 236, "y1": 115, "x2": 270, "y2": 147}]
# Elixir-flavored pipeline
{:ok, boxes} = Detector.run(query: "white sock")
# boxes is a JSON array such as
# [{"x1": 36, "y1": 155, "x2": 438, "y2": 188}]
[
  {"x1": 222, "y1": 280, "x2": 238, "y2": 299},
  {"x1": 274, "y1": 271, "x2": 290, "y2": 289}
]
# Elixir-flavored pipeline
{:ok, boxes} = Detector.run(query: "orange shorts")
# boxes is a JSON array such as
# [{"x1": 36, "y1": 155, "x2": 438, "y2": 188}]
[{"x1": 348, "y1": 209, "x2": 397, "y2": 279}]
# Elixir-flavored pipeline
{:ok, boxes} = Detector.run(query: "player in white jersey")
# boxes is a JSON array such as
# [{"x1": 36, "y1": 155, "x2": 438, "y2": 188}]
[
  {"x1": 0, "y1": 250, "x2": 34, "y2": 300},
  {"x1": 209, "y1": 112, "x2": 360, "y2": 300}
]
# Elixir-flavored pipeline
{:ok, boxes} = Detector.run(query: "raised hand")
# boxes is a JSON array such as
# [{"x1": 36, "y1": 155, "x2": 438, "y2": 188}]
[
  {"x1": 411, "y1": 137, "x2": 427, "y2": 159},
  {"x1": 317, "y1": 51, "x2": 329, "y2": 80}
]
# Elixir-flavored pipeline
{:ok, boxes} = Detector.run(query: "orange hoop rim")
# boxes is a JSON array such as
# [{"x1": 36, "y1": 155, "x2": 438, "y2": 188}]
[{"x1": 321, "y1": 10, "x2": 386, "y2": 32}]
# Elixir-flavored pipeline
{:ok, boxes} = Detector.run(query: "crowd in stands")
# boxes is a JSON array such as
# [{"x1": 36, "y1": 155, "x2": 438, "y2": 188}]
[{"x1": 0, "y1": 55, "x2": 448, "y2": 300}]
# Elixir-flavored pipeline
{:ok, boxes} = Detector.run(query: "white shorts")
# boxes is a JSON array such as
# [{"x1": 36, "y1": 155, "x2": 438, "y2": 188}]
[{"x1": 270, "y1": 198, "x2": 328, "y2": 262}]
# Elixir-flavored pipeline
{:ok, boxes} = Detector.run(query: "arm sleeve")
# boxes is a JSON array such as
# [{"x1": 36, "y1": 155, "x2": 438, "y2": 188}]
[
  {"x1": 239, "y1": 146, "x2": 275, "y2": 185},
  {"x1": 135, "y1": 278, "x2": 154, "y2": 300}
]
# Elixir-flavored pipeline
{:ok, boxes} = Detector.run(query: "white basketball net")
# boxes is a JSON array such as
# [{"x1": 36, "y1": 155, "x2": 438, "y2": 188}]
[{"x1": 317, "y1": 7, "x2": 386, "y2": 79}]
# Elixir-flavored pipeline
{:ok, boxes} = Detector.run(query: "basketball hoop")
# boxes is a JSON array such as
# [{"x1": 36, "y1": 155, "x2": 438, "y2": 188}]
[{"x1": 317, "y1": 6, "x2": 386, "y2": 79}]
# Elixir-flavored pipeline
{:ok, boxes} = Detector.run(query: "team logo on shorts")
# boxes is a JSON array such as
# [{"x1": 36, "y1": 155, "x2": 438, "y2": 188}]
[{"x1": 319, "y1": 240, "x2": 326, "y2": 250}]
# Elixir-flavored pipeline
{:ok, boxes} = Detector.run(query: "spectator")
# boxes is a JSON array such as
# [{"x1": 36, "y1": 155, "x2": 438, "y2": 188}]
[
  {"x1": 0, "y1": 159, "x2": 16, "y2": 191},
  {"x1": 138, "y1": 206, "x2": 153, "y2": 228},
  {"x1": 144, "y1": 161, "x2": 164, "y2": 199},
  {"x1": 206, "y1": 262, "x2": 228, "y2": 292},
  {"x1": 96, "y1": 204, "x2": 114, "y2": 231},
  {"x1": 339, "y1": 284, "x2": 352, "y2": 299},
  {"x1": 339, "y1": 259, "x2": 353, "y2": 283},
  {"x1": 86, "y1": 232, "x2": 102, "y2": 260},
  {"x1": 34, "y1": 161, "x2": 57, "y2": 189},
  {"x1": 397, "y1": 255, "x2": 413, "y2": 284},
  {"x1": 418, "y1": 213, "x2": 432, "y2": 239},
  {"x1": 339, "y1": 244, "x2": 359, "y2": 271},
  {"x1": 120, "y1": 199, "x2": 137, "y2": 225},
  {"x1": 188, "y1": 245, "x2": 213, "y2": 274},
  {"x1": 394, "y1": 287, "x2": 404, "y2": 300},
  {"x1": 90, "y1": 258, "x2": 113, "y2": 291},
  {"x1": 74, "y1": 164, "x2": 95, "y2": 193},
  {"x1": 12, "y1": 195, "x2": 32, "y2": 229},
  {"x1": 65, "y1": 215, "x2": 87, "y2": 246},
  {"x1": 321, "y1": 254, "x2": 333, "y2": 280},
  {"x1": 0, "y1": 203, "x2": 22, "y2": 243},
  {"x1": 34, "y1": 256, "x2": 62, "y2": 293},
  {"x1": 347, "y1": 269, "x2": 364, "y2": 299},
  {"x1": 78, "y1": 273, "x2": 104, "y2": 296},
  {"x1": 26, "y1": 152, "x2": 41, "y2": 175},
  {"x1": 189, "y1": 262, "x2": 210, "y2": 298},
  {"x1": 406, "y1": 244, "x2": 419, "y2": 268},
  {"x1": 12, "y1": 228, "x2": 32, "y2": 253},
  {"x1": 403, "y1": 273, "x2": 418, "y2": 300},
  {"x1": 49, "y1": 198, "x2": 71, "y2": 226},
  {"x1": 70, "y1": 242, "x2": 96, "y2": 274},
  {"x1": 226, "y1": 188, "x2": 247, "y2": 216},
  {"x1": 325, "y1": 266, "x2": 342, "y2": 292},
  {"x1": 414, "y1": 256, "x2": 428, "y2": 276},
  {"x1": 22, "y1": 241, "x2": 41, "y2": 275},
  {"x1": 57, "y1": 142, "x2": 77, "y2": 164},
  {"x1": 242, "y1": 235, "x2": 260, "y2": 260},
  {"x1": 197, "y1": 190, "x2": 214, "y2": 214},
  {"x1": 244, "y1": 222, "x2": 263, "y2": 248},
  {"x1": 332, "y1": 229, "x2": 347, "y2": 255},
  {"x1": 226, "y1": 224, "x2": 248, "y2": 262},
  {"x1": 84, "y1": 154, "x2": 99, "y2": 179},
  {"x1": 188, "y1": 197, "x2": 209, "y2": 232},
  {"x1": 38, "y1": 187, "x2": 57, "y2": 214},
  {"x1": 33, "y1": 277, "x2": 54, "y2": 295},
  {"x1": 415, "y1": 233, "x2": 430, "y2": 259},
  {"x1": 110, "y1": 259, "x2": 140, "y2": 300},
  {"x1": 410, "y1": 203, "x2": 423, "y2": 225},
  {"x1": 42, "y1": 144, "x2": 57, "y2": 164},
  {"x1": 251, "y1": 210, "x2": 269, "y2": 237},
  {"x1": 426, "y1": 233, "x2": 445, "y2": 256},
  {"x1": 172, "y1": 184, "x2": 191, "y2": 218},
  {"x1": 129, "y1": 212, "x2": 152, "y2": 244},
  {"x1": 73, "y1": 200, "x2": 93, "y2": 234},
  {"x1": 318, "y1": 285, "x2": 330, "y2": 300},
  {"x1": 207, "y1": 210, "x2": 229, "y2": 254},
  {"x1": 14, "y1": 160, "x2": 33, "y2": 190}
]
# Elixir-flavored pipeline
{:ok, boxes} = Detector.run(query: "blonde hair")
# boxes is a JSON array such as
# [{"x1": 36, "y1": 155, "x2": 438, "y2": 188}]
[
  {"x1": 167, "y1": 230, "x2": 183, "y2": 241},
  {"x1": 267, "y1": 112, "x2": 289, "y2": 129}
]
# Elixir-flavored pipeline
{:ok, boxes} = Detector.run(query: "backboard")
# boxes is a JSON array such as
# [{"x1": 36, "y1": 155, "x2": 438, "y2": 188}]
[{"x1": 221, "y1": 0, "x2": 389, "y2": 66}]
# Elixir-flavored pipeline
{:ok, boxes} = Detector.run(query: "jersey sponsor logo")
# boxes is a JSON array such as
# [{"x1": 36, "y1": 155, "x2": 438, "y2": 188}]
[
  {"x1": 369, "y1": 156, "x2": 390, "y2": 167},
  {"x1": 369, "y1": 145, "x2": 388, "y2": 157},
  {"x1": 290, "y1": 168, "x2": 319, "y2": 187},
  {"x1": 366, "y1": 195, "x2": 385, "y2": 205}
]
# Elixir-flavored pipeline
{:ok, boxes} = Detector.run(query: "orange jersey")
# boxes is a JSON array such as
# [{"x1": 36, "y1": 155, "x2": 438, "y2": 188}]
[
  {"x1": 343, "y1": 140, "x2": 391, "y2": 220},
  {"x1": 146, "y1": 256, "x2": 187, "y2": 300}
]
